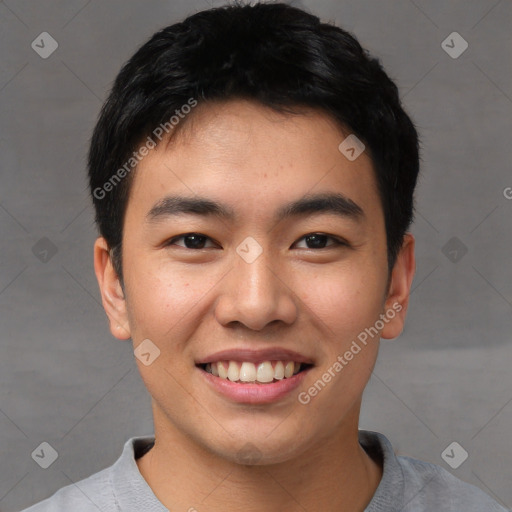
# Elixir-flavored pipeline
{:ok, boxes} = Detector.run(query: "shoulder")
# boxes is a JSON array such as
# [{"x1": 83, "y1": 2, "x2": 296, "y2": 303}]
[
  {"x1": 20, "y1": 435, "x2": 156, "y2": 512},
  {"x1": 359, "y1": 430, "x2": 509, "y2": 512},
  {"x1": 20, "y1": 466, "x2": 115, "y2": 511},
  {"x1": 398, "y1": 454, "x2": 509, "y2": 511}
]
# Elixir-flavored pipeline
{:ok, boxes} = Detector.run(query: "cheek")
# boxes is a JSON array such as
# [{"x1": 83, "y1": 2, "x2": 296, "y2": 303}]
[
  {"x1": 126, "y1": 268, "x2": 204, "y2": 398},
  {"x1": 125, "y1": 260, "x2": 220, "y2": 350},
  {"x1": 297, "y1": 262, "x2": 386, "y2": 344},
  {"x1": 125, "y1": 264, "x2": 180, "y2": 337}
]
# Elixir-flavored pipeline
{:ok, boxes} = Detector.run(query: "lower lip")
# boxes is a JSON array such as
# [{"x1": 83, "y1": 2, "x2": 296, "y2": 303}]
[{"x1": 199, "y1": 366, "x2": 311, "y2": 404}]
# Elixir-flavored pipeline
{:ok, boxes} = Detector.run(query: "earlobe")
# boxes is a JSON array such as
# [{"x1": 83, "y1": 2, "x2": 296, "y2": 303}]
[
  {"x1": 381, "y1": 233, "x2": 416, "y2": 340},
  {"x1": 93, "y1": 236, "x2": 131, "y2": 340}
]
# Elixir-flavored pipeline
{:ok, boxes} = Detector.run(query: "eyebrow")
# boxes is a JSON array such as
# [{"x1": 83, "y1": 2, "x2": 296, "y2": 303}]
[{"x1": 145, "y1": 192, "x2": 365, "y2": 225}]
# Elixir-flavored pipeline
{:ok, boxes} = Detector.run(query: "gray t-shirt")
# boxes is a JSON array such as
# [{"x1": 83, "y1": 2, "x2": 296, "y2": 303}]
[{"x1": 21, "y1": 430, "x2": 509, "y2": 511}]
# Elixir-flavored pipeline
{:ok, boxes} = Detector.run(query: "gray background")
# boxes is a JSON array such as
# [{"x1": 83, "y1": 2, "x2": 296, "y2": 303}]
[{"x1": 1, "y1": 0, "x2": 511, "y2": 510}]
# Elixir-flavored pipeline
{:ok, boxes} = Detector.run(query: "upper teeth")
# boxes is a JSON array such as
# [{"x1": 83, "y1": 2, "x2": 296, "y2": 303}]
[{"x1": 205, "y1": 361, "x2": 302, "y2": 383}]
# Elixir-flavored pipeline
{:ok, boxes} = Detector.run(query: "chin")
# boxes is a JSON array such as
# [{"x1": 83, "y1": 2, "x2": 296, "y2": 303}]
[{"x1": 204, "y1": 429, "x2": 310, "y2": 466}]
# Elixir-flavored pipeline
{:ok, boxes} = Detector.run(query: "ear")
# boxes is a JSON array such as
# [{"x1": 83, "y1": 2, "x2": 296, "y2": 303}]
[
  {"x1": 381, "y1": 232, "x2": 416, "y2": 340},
  {"x1": 93, "y1": 236, "x2": 131, "y2": 340}
]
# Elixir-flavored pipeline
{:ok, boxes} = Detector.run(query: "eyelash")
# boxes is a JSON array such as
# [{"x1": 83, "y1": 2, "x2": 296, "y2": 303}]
[{"x1": 165, "y1": 233, "x2": 348, "y2": 250}]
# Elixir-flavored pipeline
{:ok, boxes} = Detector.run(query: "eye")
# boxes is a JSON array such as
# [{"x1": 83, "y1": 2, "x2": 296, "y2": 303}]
[
  {"x1": 166, "y1": 233, "x2": 218, "y2": 249},
  {"x1": 293, "y1": 233, "x2": 347, "y2": 249},
  {"x1": 165, "y1": 233, "x2": 347, "y2": 250}
]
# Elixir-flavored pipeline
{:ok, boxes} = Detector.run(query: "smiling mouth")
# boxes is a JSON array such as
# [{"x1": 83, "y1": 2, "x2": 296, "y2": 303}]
[{"x1": 199, "y1": 360, "x2": 313, "y2": 384}]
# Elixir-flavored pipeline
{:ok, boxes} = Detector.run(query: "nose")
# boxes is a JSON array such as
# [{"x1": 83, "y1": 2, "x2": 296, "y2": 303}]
[{"x1": 214, "y1": 244, "x2": 298, "y2": 331}]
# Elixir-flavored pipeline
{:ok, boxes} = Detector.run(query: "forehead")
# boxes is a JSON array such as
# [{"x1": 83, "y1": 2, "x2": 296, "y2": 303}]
[{"x1": 125, "y1": 99, "x2": 383, "y2": 229}]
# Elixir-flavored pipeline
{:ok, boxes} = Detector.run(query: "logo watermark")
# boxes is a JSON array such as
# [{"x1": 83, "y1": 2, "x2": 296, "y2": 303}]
[
  {"x1": 298, "y1": 302, "x2": 402, "y2": 405},
  {"x1": 93, "y1": 97, "x2": 198, "y2": 200}
]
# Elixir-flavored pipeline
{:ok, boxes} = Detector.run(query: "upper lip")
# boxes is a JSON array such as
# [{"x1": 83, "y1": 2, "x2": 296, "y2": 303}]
[{"x1": 196, "y1": 348, "x2": 314, "y2": 365}]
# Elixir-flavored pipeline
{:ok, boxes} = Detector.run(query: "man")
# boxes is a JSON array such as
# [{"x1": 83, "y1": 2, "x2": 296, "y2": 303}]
[{"x1": 23, "y1": 2, "x2": 508, "y2": 511}]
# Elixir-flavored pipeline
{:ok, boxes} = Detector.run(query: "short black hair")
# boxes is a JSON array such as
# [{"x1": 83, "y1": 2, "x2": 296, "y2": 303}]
[{"x1": 87, "y1": 1, "x2": 420, "y2": 290}]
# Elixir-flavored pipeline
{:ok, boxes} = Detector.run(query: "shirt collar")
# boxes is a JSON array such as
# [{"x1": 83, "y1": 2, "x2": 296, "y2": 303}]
[
  {"x1": 359, "y1": 430, "x2": 405, "y2": 511},
  {"x1": 111, "y1": 435, "x2": 168, "y2": 511},
  {"x1": 111, "y1": 430, "x2": 404, "y2": 511}
]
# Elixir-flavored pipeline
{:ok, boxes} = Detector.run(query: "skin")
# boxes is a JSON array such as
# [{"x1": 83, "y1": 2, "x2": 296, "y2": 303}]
[{"x1": 94, "y1": 99, "x2": 416, "y2": 511}]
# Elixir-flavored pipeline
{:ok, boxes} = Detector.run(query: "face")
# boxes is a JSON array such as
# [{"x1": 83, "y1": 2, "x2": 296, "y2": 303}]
[{"x1": 95, "y1": 99, "x2": 414, "y2": 465}]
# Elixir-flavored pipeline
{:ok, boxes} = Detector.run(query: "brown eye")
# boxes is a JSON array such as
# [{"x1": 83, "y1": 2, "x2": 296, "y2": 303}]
[
  {"x1": 167, "y1": 233, "x2": 217, "y2": 249},
  {"x1": 294, "y1": 233, "x2": 346, "y2": 249}
]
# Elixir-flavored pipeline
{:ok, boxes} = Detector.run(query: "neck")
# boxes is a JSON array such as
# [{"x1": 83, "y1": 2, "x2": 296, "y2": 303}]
[{"x1": 137, "y1": 402, "x2": 382, "y2": 512}]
